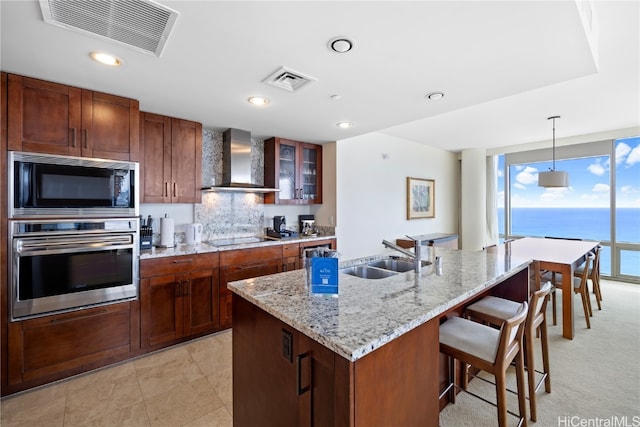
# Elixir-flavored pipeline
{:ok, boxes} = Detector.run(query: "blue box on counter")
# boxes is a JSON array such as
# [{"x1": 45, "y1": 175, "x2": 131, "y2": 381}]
[{"x1": 310, "y1": 257, "x2": 339, "y2": 294}]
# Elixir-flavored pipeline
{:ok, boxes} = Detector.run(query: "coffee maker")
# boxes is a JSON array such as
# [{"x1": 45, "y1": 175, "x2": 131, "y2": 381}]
[
  {"x1": 267, "y1": 216, "x2": 299, "y2": 239},
  {"x1": 273, "y1": 216, "x2": 286, "y2": 234},
  {"x1": 299, "y1": 214, "x2": 317, "y2": 236}
]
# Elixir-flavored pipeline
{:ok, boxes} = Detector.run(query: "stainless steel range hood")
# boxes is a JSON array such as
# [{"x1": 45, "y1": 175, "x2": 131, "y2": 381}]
[{"x1": 202, "y1": 128, "x2": 278, "y2": 193}]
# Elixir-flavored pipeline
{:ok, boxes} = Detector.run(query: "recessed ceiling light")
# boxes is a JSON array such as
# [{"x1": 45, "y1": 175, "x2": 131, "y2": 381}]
[
  {"x1": 328, "y1": 37, "x2": 354, "y2": 53},
  {"x1": 90, "y1": 51, "x2": 122, "y2": 66},
  {"x1": 337, "y1": 121, "x2": 352, "y2": 129},
  {"x1": 425, "y1": 92, "x2": 444, "y2": 101},
  {"x1": 248, "y1": 97, "x2": 270, "y2": 106}
]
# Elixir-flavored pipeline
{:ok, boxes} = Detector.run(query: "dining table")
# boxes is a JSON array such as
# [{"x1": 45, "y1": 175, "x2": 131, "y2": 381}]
[{"x1": 504, "y1": 237, "x2": 600, "y2": 340}]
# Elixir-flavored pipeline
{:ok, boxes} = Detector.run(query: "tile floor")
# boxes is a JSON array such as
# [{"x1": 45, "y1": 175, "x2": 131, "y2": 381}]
[{"x1": 0, "y1": 330, "x2": 233, "y2": 427}]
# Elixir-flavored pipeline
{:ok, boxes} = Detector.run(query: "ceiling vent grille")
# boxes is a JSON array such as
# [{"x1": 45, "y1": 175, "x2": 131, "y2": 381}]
[
  {"x1": 39, "y1": 0, "x2": 179, "y2": 57},
  {"x1": 263, "y1": 67, "x2": 317, "y2": 92}
]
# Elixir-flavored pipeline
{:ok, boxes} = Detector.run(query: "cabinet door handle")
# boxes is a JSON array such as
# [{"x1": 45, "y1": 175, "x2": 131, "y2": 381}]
[
  {"x1": 71, "y1": 128, "x2": 77, "y2": 147},
  {"x1": 83, "y1": 129, "x2": 89, "y2": 149},
  {"x1": 296, "y1": 352, "x2": 312, "y2": 396},
  {"x1": 173, "y1": 182, "x2": 177, "y2": 197},
  {"x1": 172, "y1": 258, "x2": 193, "y2": 264},
  {"x1": 164, "y1": 182, "x2": 169, "y2": 197}
]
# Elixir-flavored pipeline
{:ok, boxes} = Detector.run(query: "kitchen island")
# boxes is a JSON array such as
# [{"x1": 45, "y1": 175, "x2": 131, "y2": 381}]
[{"x1": 228, "y1": 248, "x2": 531, "y2": 427}]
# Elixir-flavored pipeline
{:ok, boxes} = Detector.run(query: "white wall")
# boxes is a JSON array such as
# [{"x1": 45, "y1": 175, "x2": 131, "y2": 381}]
[{"x1": 336, "y1": 132, "x2": 459, "y2": 260}]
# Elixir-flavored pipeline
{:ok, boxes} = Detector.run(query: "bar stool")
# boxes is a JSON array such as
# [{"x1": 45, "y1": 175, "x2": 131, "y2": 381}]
[
  {"x1": 464, "y1": 280, "x2": 552, "y2": 422},
  {"x1": 439, "y1": 302, "x2": 528, "y2": 427}
]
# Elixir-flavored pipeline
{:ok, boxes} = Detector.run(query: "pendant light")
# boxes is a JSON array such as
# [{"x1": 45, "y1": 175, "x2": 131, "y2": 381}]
[{"x1": 538, "y1": 115, "x2": 568, "y2": 187}]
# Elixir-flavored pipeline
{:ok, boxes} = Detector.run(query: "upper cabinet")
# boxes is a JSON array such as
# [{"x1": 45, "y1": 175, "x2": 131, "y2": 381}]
[
  {"x1": 140, "y1": 112, "x2": 202, "y2": 204},
  {"x1": 264, "y1": 137, "x2": 322, "y2": 205},
  {"x1": 7, "y1": 74, "x2": 139, "y2": 161}
]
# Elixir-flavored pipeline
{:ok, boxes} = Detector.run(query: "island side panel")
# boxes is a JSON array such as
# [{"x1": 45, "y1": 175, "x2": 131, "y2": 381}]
[
  {"x1": 233, "y1": 295, "x2": 349, "y2": 427},
  {"x1": 233, "y1": 296, "x2": 300, "y2": 426},
  {"x1": 352, "y1": 317, "x2": 440, "y2": 427}
]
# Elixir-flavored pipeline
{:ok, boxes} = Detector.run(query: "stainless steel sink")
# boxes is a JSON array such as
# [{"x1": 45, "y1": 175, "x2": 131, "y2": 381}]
[
  {"x1": 340, "y1": 266, "x2": 398, "y2": 279},
  {"x1": 367, "y1": 259, "x2": 415, "y2": 273}
]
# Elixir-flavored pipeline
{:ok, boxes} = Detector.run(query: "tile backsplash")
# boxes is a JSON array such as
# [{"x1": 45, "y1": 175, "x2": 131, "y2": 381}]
[{"x1": 142, "y1": 128, "x2": 333, "y2": 245}]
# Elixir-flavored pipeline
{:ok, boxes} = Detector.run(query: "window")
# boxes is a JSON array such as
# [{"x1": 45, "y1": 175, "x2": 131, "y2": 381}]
[{"x1": 498, "y1": 137, "x2": 640, "y2": 283}]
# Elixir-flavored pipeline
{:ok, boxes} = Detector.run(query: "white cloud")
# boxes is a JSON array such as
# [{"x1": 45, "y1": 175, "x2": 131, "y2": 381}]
[
  {"x1": 540, "y1": 187, "x2": 571, "y2": 202},
  {"x1": 592, "y1": 183, "x2": 610, "y2": 193},
  {"x1": 515, "y1": 166, "x2": 538, "y2": 185},
  {"x1": 497, "y1": 169, "x2": 504, "y2": 178},
  {"x1": 587, "y1": 162, "x2": 606, "y2": 176},
  {"x1": 621, "y1": 185, "x2": 638, "y2": 194},
  {"x1": 626, "y1": 145, "x2": 640, "y2": 166},
  {"x1": 513, "y1": 183, "x2": 526, "y2": 190},
  {"x1": 616, "y1": 142, "x2": 631, "y2": 165}
]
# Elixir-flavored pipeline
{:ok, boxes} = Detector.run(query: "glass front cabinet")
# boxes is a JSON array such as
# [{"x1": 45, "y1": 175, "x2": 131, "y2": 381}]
[{"x1": 264, "y1": 137, "x2": 322, "y2": 204}]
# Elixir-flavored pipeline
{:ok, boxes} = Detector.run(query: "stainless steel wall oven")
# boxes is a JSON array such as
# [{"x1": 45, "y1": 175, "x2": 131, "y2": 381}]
[{"x1": 9, "y1": 218, "x2": 139, "y2": 320}]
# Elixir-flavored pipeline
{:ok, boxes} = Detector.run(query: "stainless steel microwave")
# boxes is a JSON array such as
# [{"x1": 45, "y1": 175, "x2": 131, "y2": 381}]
[{"x1": 8, "y1": 151, "x2": 139, "y2": 218}]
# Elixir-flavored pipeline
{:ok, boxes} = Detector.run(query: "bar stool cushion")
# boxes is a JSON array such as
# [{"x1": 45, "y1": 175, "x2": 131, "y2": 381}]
[
  {"x1": 439, "y1": 316, "x2": 500, "y2": 363},
  {"x1": 465, "y1": 296, "x2": 521, "y2": 321}
]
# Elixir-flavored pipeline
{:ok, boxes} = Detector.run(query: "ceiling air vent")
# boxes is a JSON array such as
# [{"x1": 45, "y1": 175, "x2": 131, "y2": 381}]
[
  {"x1": 263, "y1": 66, "x2": 317, "y2": 92},
  {"x1": 39, "y1": 0, "x2": 179, "y2": 57}
]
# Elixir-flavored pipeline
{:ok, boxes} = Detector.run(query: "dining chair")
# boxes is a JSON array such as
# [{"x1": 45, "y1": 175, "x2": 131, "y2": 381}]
[
  {"x1": 574, "y1": 245, "x2": 602, "y2": 310},
  {"x1": 439, "y1": 302, "x2": 529, "y2": 427},
  {"x1": 464, "y1": 267, "x2": 552, "y2": 422},
  {"x1": 542, "y1": 254, "x2": 593, "y2": 329}
]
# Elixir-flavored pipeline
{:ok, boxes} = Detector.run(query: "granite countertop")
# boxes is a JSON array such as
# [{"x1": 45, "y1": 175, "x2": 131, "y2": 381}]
[
  {"x1": 139, "y1": 234, "x2": 336, "y2": 259},
  {"x1": 227, "y1": 248, "x2": 532, "y2": 362}
]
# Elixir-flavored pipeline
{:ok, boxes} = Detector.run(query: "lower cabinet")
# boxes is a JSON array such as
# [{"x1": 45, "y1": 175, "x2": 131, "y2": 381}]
[
  {"x1": 6, "y1": 302, "x2": 136, "y2": 389},
  {"x1": 282, "y1": 242, "x2": 300, "y2": 271},
  {"x1": 233, "y1": 295, "x2": 440, "y2": 427},
  {"x1": 219, "y1": 246, "x2": 283, "y2": 329},
  {"x1": 233, "y1": 295, "x2": 339, "y2": 427},
  {"x1": 140, "y1": 253, "x2": 219, "y2": 348}
]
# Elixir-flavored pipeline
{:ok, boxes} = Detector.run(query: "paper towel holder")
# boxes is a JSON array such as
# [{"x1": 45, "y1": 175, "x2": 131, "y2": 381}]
[{"x1": 157, "y1": 214, "x2": 175, "y2": 248}]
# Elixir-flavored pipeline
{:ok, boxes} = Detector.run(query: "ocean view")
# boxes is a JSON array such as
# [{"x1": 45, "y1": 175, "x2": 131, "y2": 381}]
[{"x1": 497, "y1": 207, "x2": 640, "y2": 276}]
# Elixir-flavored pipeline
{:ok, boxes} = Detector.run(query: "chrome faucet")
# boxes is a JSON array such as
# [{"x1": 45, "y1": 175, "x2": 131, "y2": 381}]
[{"x1": 381, "y1": 238, "x2": 430, "y2": 273}]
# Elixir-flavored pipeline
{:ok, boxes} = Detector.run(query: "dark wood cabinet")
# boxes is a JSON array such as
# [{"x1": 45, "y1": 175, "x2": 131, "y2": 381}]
[
  {"x1": 264, "y1": 137, "x2": 322, "y2": 204},
  {"x1": 7, "y1": 74, "x2": 139, "y2": 160},
  {"x1": 140, "y1": 253, "x2": 219, "y2": 348},
  {"x1": 233, "y1": 296, "x2": 339, "y2": 427},
  {"x1": 233, "y1": 294, "x2": 440, "y2": 427},
  {"x1": 282, "y1": 242, "x2": 300, "y2": 271},
  {"x1": 6, "y1": 302, "x2": 135, "y2": 389},
  {"x1": 219, "y1": 246, "x2": 283, "y2": 329},
  {"x1": 140, "y1": 112, "x2": 202, "y2": 203}
]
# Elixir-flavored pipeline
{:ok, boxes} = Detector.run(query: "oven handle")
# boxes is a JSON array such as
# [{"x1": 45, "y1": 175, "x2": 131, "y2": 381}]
[{"x1": 16, "y1": 234, "x2": 134, "y2": 254}]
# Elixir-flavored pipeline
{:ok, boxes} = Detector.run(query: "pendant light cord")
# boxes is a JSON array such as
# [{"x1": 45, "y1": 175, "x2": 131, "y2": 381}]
[{"x1": 548, "y1": 115, "x2": 560, "y2": 171}]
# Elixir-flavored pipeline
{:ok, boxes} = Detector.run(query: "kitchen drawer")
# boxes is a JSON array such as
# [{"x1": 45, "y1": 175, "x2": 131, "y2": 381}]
[
  {"x1": 220, "y1": 246, "x2": 283, "y2": 266},
  {"x1": 140, "y1": 252, "x2": 219, "y2": 278},
  {"x1": 282, "y1": 243, "x2": 300, "y2": 258},
  {"x1": 12, "y1": 302, "x2": 132, "y2": 384}
]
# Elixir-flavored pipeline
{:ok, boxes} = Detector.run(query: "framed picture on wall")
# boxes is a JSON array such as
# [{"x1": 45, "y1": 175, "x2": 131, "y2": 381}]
[{"x1": 406, "y1": 177, "x2": 435, "y2": 219}]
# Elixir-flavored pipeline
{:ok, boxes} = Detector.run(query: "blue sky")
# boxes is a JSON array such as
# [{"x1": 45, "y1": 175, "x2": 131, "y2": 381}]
[{"x1": 498, "y1": 137, "x2": 640, "y2": 208}]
